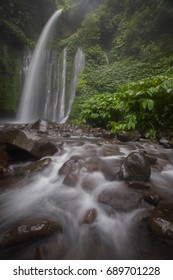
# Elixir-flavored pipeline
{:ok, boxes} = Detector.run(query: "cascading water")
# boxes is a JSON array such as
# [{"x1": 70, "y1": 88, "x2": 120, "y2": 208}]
[
  {"x1": 43, "y1": 50, "x2": 58, "y2": 120},
  {"x1": 17, "y1": 9, "x2": 85, "y2": 124},
  {"x1": 56, "y1": 47, "x2": 67, "y2": 122},
  {"x1": 17, "y1": 10, "x2": 62, "y2": 123},
  {"x1": 62, "y1": 47, "x2": 85, "y2": 123},
  {"x1": 0, "y1": 135, "x2": 173, "y2": 260},
  {"x1": 19, "y1": 48, "x2": 32, "y2": 94}
]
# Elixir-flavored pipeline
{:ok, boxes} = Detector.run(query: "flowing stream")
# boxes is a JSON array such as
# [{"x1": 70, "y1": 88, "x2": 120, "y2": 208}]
[{"x1": 0, "y1": 134, "x2": 173, "y2": 260}]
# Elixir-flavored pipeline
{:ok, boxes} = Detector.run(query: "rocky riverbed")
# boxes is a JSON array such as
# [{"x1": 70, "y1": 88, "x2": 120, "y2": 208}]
[{"x1": 0, "y1": 119, "x2": 173, "y2": 259}]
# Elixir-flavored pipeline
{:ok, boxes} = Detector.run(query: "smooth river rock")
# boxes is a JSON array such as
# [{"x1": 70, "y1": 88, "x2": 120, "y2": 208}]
[
  {"x1": 0, "y1": 218, "x2": 63, "y2": 248},
  {"x1": 148, "y1": 203, "x2": 173, "y2": 239}
]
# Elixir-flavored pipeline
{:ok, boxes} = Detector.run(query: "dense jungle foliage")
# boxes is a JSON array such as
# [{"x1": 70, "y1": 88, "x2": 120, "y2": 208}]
[{"x1": 0, "y1": 0, "x2": 173, "y2": 137}]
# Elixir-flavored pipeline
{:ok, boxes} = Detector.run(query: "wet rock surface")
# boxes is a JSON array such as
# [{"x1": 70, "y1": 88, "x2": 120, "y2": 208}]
[
  {"x1": 148, "y1": 203, "x2": 173, "y2": 239},
  {"x1": 0, "y1": 129, "x2": 57, "y2": 159},
  {"x1": 0, "y1": 218, "x2": 63, "y2": 248},
  {"x1": 98, "y1": 188, "x2": 142, "y2": 212},
  {"x1": 14, "y1": 158, "x2": 52, "y2": 175},
  {"x1": 127, "y1": 181, "x2": 151, "y2": 190},
  {"x1": 82, "y1": 208, "x2": 97, "y2": 224},
  {"x1": 0, "y1": 122, "x2": 173, "y2": 260},
  {"x1": 119, "y1": 152, "x2": 151, "y2": 181}
]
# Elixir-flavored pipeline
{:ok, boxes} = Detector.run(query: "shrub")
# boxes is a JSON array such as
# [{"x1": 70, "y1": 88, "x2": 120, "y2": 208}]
[{"x1": 80, "y1": 74, "x2": 173, "y2": 138}]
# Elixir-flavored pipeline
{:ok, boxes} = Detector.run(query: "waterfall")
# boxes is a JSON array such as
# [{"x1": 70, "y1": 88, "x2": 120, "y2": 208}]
[
  {"x1": 19, "y1": 48, "x2": 32, "y2": 93},
  {"x1": 17, "y1": 9, "x2": 85, "y2": 124},
  {"x1": 43, "y1": 50, "x2": 58, "y2": 120},
  {"x1": 57, "y1": 47, "x2": 67, "y2": 122},
  {"x1": 62, "y1": 47, "x2": 85, "y2": 123},
  {"x1": 17, "y1": 9, "x2": 62, "y2": 123},
  {"x1": 55, "y1": 47, "x2": 85, "y2": 123}
]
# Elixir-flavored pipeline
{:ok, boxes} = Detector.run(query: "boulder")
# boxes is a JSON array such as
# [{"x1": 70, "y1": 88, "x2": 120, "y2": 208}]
[
  {"x1": 63, "y1": 173, "x2": 80, "y2": 187},
  {"x1": 0, "y1": 218, "x2": 63, "y2": 248},
  {"x1": 58, "y1": 156, "x2": 85, "y2": 175},
  {"x1": 98, "y1": 188, "x2": 142, "y2": 212},
  {"x1": 119, "y1": 152, "x2": 151, "y2": 181},
  {"x1": 117, "y1": 131, "x2": 140, "y2": 142},
  {"x1": 31, "y1": 119, "x2": 48, "y2": 134},
  {"x1": 148, "y1": 203, "x2": 173, "y2": 239},
  {"x1": 0, "y1": 129, "x2": 57, "y2": 159}
]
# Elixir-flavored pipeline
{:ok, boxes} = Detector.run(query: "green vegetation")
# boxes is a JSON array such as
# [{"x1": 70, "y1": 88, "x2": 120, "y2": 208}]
[
  {"x1": 78, "y1": 74, "x2": 173, "y2": 138},
  {"x1": 0, "y1": 0, "x2": 173, "y2": 137},
  {"x1": 67, "y1": 0, "x2": 173, "y2": 138}
]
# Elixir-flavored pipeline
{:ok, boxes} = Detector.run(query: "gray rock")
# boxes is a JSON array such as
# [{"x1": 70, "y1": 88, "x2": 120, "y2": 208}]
[
  {"x1": 119, "y1": 152, "x2": 151, "y2": 181},
  {"x1": 148, "y1": 203, "x2": 173, "y2": 239},
  {"x1": 0, "y1": 129, "x2": 57, "y2": 159},
  {"x1": 117, "y1": 131, "x2": 140, "y2": 142}
]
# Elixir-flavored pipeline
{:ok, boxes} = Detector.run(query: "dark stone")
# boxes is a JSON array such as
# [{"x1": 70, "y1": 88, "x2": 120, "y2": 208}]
[
  {"x1": 0, "y1": 218, "x2": 63, "y2": 248},
  {"x1": 159, "y1": 138, "x2": 172, "y2": 149},
  {"x1": 119, "y1": 152, "x2": 151, "y2": 182},
  {"x1": 98, "y1": 188, "x2": 142, "y2": 212},
  {"x1": 63, "y1": 173, "x2": 79, "y2": 187},
  {"x1": 58, "y1": 156, "x2": 85, "y2": 175},
  {"x1": 128, "y1": 181, "x2": 151, "y2": 190},
  {"x1": 82, "y1": 208, "x2": 97, "y2": 224},
  {"x1": 144, "y1": 193, "x2": 161, "y2": 206},
  {"x1": 31, "y1": 119, "x2": 48, "y2": 134},
  {"x1": 0, "y1": 146, "x2": 10, "y2": 169},
  {"x1": 0, "y1": 129, "x2": 57, "y2": 159},
  {"x1": 62, "y1": 133, "x2": 71, "y2": 138},
  {"x1": 117, "y1": 131, "x2": 140, "y2": 142},
  {"x1": 148, "y1": 203, "x2": 173, "y2": 239}
]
